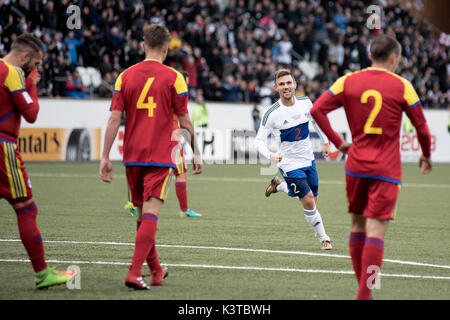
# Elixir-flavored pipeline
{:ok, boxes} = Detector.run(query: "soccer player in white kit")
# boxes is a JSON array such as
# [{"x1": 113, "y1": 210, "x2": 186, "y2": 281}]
[{"x1": 255, "y1": 69, "x2": 332, "y2": 250}]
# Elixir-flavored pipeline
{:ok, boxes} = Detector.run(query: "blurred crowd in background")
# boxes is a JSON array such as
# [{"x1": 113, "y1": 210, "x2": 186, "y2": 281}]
[{"x1": 0, "y1": 0, "x2": 448, "y2": 108}]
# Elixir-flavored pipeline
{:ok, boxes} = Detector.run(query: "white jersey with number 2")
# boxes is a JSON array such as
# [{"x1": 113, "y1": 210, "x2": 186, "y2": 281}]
[{"x1": 255, "y1": 96, "x2": 328, "y2": 173}]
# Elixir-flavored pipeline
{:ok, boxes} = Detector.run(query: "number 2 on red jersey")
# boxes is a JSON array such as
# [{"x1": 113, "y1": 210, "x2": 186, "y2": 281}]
[{"x1": 361, "y1": 89, "x2": 383, "y2": 135}]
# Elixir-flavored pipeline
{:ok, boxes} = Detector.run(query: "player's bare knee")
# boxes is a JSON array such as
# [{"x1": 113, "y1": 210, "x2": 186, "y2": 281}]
[
  {"x1": 350, "y1": 213, "x2": 366, "y2": 232},
  {"x1": 143, "y1": 197, "x2": 163, "y2": 215},
  {"x1": 365, "y1": 218, "x2": 389, "y2": 239},
  {"x1": 9, "y1": 197, "x2": 35, "y2": 210},
  {"x1": 300, "y1": 192, "x2": 316, "y2": 210}
]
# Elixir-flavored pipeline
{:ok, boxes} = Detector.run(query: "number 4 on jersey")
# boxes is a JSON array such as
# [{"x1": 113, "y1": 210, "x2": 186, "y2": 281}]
[{"x1": 137, "y1": 77, "x2": 157, "y2": 117}]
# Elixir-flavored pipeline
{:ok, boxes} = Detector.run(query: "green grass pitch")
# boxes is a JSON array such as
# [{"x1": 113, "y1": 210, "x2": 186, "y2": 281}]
[{"x1": 0, "y1": 161, "x2": 449, "y2": 300}]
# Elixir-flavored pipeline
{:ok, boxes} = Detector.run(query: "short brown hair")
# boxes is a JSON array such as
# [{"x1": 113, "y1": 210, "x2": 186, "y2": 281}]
[
  {"x1": 143, "y1": 24, "x2": 171, "y2": 49},
  {"x1": 369, "y1": 34, "x2": 401, "y2": 62},
  {"x1": 11, "y1": 32, "x2": 44, "y2": 55},
  {"x1": 274, "y1": 68, "x2": 294, "y2": 83}
]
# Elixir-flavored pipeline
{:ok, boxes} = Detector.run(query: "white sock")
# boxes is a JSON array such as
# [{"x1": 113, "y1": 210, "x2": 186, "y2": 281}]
[
  {"x1": 276, "y1": 182, "x2": 289, "y2": 193},
  {"x1": 303, "y1": 207, "x2": 330, "y2": 242}
]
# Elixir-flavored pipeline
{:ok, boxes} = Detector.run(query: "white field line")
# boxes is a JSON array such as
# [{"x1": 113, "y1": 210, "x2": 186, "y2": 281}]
[
  {"x1": 1, "y1": 239, "x2": 450, "y2": 270},
  {"x1": 28, "y1": 173, "x2": 450, "y2": 189},
  {"x1": 0, "y1": 258, "x2": 449, "y2": 280}
]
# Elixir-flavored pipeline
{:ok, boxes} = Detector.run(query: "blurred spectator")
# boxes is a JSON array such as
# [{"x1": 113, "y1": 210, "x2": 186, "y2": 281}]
[
  {"x1": 328, "y1": 36, "x2": 345, "y2": 67},
  {"x1": 16, "y1": 17, "x2": 28, "y2": 34},
  {"x1": 42, "y1": 0, "x2": 58, "y2": 31},
  {"x1": 258, "y1": 81, "x2": 273, "y2": 106},
  {"x1": 126, "y1": 39, "x2": 144, "y2": 66},
  {"x1": 325, "y1": 64, "x2": 340, "y2": 84},
  {"x1": 169, "y1": 31, "x2": 183, "y2": 50},
  {"x1": 100, "y1": 55, "x2": 113, "y2": 75},
  {"x1": 36, "y1": 64, "x2": 51, "y2": 97},
  {"x1": 65, "y1": 31, "x2": 83, "y2": 70},
  {"x1": 252, "y1": 104, "x2": 261, "y2": 131},
  {"x1": 222, "y1": 75, "x2": 240, "y2": 102},
  {"x1": 182, "y1": 53, "x2": 201, "y2": 97},
  {"x1": 51, "y1": 54, "x2": 69, "y2": 98},
  {"x1": 98, "y1": 72, "x2": 115, "y2": 98},
  {"x1": 107, "y1": 26, "x2": 124, "y2": 52},
  {"x1": 192, "y1": 89, "x2": 209, "y2": 128},
  {"x1": 333, "y1": 5, "x2": 348, "y2": 34},
  {"x1": 204, "y1": 74, "x2": 223, "y2": 101},
  {"x1": 206, "y1": 47, "x2": 223, "y2": 78},
  {"x1": 0, "y1": 0, "x2": 447, "y2": 107},
  {"x1": 65, "y1": 70, "x2": 88, "y2": 99},
  {"x1": 49, "y1": 32, "x2": 65, "y2": 57},
  {"x1": 277, "y1": 34, "x2": 293, "y2": 67}
]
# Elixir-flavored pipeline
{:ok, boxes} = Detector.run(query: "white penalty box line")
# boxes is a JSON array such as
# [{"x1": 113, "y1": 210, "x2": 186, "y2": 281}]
[
  {"x1": 0, "y1": 258, "x2": 449, "y2": 281},
  {"x1": 28, "y1": 173, "x2": 450, "y2": 189},
  {"x1": 1, "y1": 239, "x2": 450, "y2": 272}
]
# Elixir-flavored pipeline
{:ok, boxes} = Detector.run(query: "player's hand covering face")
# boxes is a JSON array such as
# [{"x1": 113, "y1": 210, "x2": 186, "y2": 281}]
[{"x1": 22, "y1": 51, "x2": 42, "y2": 77}]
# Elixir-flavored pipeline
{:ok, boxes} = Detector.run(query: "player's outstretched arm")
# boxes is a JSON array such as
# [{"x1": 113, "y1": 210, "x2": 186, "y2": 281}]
[
  {"x1": 100, "y1": 110, "x2": 122, "y2": 183},
  {"x1": 178, "y1": 113, "x2": 203, "y2": 174}
]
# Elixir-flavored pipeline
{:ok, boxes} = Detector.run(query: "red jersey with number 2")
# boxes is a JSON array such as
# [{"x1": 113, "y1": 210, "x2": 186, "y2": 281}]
[
  {"x1": 311, "y1": 67, "x2": 431, "y2": 184},
  {"x1": 110, "y1": 59, "x2": 189, "y2": 168}
]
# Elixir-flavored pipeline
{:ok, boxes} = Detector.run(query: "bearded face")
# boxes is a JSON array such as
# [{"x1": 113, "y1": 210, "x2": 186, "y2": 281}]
[
  {"x1": 22, "y1": 56, "x2": 34, "y2": 77},
  {"x1": 21, "y1": 51, "x2": 42, "y2": 77}
]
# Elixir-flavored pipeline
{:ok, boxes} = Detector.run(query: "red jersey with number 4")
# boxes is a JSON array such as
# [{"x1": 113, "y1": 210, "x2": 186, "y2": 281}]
[
  {"x1": 311, "y1": 67, "x2": 431, "y2": 184},
  {"x1": 110, "y1": 59, "x2": 189, "y2": 167}
]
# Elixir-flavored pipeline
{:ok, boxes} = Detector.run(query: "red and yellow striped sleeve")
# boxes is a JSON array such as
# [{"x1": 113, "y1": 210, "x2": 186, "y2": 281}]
[
  {"x1": 311, "y1": 75, "x2": 350, "y2": 148},
  {"x1": 110, "y1": 72, "x2": 124, "y2": 112},
  {"x1": 170, "y1": 68, "x2": 188, "y2": 116},
  {"x1": 3, "y1": 62, "x2": 39, "y2": 123},
  {"x1": 396, "y1": 76, "x2": 431, "y2": 158}
]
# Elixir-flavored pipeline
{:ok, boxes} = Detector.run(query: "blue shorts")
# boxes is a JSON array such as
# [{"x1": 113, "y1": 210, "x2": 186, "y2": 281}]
[{"x1": 280, "y1": 160, "x2": 319, "y2": 199}]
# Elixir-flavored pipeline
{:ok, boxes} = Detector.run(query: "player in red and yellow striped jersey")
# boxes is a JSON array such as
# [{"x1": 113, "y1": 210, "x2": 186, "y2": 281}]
[
  {"x1": 311, "y1": 34, "x2": 432, "y2": 300},
  {"x1": 0, "y1": 33, "x2": 74, "y2": 289},
  {"x1": 100, "y1": 24, "x2": 203, "y2": 290},
  {"x1": 126, "y1": 71, "x2": 203, "y2": 218},
  {"x1": 169, "y1": 71, "x2": 202, "y2": 218}
]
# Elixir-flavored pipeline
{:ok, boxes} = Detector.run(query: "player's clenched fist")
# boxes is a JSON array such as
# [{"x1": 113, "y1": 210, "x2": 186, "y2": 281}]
[
  {"x1": 270, "y1": 152, "x2": 283, "y2": 163},
  {"x1": 419, "y1": 154, "x2": 432, "y2": 174}
]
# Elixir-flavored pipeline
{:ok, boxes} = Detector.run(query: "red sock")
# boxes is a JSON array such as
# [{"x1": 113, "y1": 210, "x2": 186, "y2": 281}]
[
  {"x1": 175, "y1": 182, "x2": 188, "y2": 212},
  {"x1": 129, "y1": 213, "x2": 158, "y2": 276},
  {"x1": 15, "y1": 202, "x2": 47, "y2": 273},
  {"x1": 358, "y1": 237, "x2": 384, "y2": 300},
  {"x1": 136, "y1": 220, "x2": 141, "y2": 231},
  {"x1": 146, "y1": 243, "x2": 162, "y2": 273},
  {"x1": 349, "y1": 232, "x2": 366, "y2": 282},
  {"x1": 134, "y1": 220, "x2": 162, "y2": 272}
]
